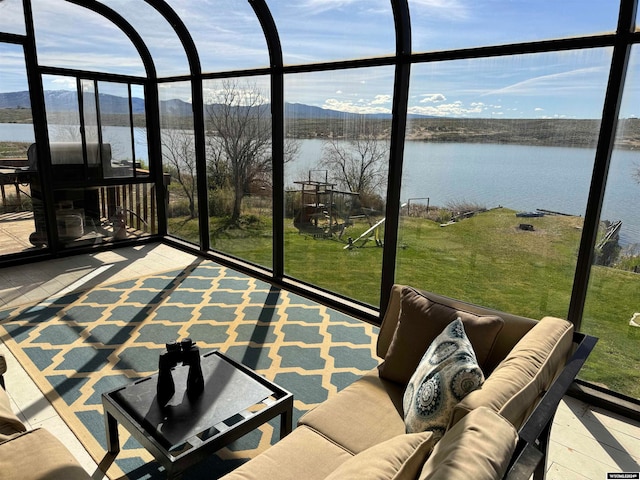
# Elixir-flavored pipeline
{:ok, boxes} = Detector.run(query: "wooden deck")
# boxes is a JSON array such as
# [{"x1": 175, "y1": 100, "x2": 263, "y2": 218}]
[{"x1": 0, "y1": 211, "x2": 38, "y2": 255}]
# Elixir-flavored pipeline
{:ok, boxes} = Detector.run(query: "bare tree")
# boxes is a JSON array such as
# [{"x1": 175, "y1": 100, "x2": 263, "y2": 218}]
[
  {"x1": 321, "y1": 121, "x2": 389, "y2": 197},
  {"x1": 205, "y1": 81, "x2": 272, "y2": 224},
  {"x1": 161, "y1": 128, "x2": 197, "y2": 219},
  {"x1": 205, "y1": 80, "x2": 300, "y2": 223}
]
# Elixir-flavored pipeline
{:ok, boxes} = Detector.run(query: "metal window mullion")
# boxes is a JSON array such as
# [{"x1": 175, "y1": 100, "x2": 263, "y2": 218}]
[
  {"x1": 128, "y1": 83, "x2": 137, "y2": 178},
  {"x1": 249, "y1": 0, "x2": 285, "y2": 278},
  {"x1": 22, "y1": 0, "x2": 59, "y2": 252},
  {"x1": 38, "y1": 65, "x2": 146, "y2": 83},
  {"x1": 145, "y1": 81, "x2": 166, "y2": 236},
  {"x1": 271, "y1": 71, "x2": 285, "y2": 279},
  {"x1": 568, "y1": 0, "x2": 637, "y2": 329},
  {"x1": 193, "y1": 74, "x2": 210, "y2": 252},
  {"x1": 380, "y1": 0, "x2": 411, "y2": 317},
  {"x1": 77, "y1": 77, "x2": 89, "y2": 180},
  {"x1": 145, "y1": 0, "x2": 209, "y2": 251},
  {"x1": 95, "y1": 79, "x2": 105, "y2": 177}
]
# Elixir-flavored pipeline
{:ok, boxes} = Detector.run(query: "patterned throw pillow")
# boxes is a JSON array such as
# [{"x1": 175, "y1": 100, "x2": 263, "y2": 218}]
[{"x1": 403, "y1": 318, "x2": 484, "y2": 437}]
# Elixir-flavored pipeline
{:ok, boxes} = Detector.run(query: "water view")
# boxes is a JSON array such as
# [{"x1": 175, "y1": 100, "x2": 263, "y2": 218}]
[
  {"x1": 3, "y1": 123, "x2": 639, "y2": 246},
  {"x1": 291, "y1": 138, "x2": 640, "y2": 247}
]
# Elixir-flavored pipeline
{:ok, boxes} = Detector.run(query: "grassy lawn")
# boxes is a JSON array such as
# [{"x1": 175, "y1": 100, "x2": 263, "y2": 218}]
[
  {"x1": 168, "y1": 208, "x2": 640, "y2": 398},
  {"x1": 284, "y1": 220, "x2": 384, "y2": 303},
  {"x1": 396, "y1": 208, "x2": 583, "y2": 319},
  {"x1": 0, "y1": 141, "x2": 30, "y2": 158}
]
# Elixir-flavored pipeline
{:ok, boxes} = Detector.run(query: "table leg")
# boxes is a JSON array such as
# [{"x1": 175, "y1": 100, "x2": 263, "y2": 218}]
[
  {"x1": 280, "y1": 408, "x2": 293, "y2": 439},
  {"x1": 166, "y1": 467, "x2": 183, "y2": 480},
  {"x1": 104, "y1": 410, "x2": 120, "y2": 454}
]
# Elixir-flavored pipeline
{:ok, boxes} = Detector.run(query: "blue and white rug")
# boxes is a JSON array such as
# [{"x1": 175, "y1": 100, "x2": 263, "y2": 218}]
[{"x1": 0, "y1": 260, "x2": 380, "y2": 479}]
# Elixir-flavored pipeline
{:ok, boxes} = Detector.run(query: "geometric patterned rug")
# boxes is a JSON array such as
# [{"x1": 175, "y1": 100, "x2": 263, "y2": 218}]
[{"x1": 0, "y1": 260, "x2": 380, "y2": 479}]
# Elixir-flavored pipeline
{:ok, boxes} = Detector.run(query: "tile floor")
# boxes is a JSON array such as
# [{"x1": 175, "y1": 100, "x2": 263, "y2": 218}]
[{"x1": 0, "y1": 242, "x2": 639, "y2": 480}]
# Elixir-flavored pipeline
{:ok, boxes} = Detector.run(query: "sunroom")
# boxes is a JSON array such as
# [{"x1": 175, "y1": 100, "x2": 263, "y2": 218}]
[{"x1": 0, "y1": 0, "x2": 639, "y2": 479}]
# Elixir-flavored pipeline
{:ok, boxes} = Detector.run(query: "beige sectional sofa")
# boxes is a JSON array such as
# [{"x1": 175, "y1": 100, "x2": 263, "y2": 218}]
[
  {"x1": 0, "y1": 353, "x2": 91, "y2": 480},
  {"x1": 221, "y1": 285, "x2": 596, "y2": 480}
]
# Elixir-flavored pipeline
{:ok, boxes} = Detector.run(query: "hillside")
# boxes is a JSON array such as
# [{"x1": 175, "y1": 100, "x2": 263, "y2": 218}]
[{"x1": 3, "y1": 89, "x2": 640, "y2": 147}]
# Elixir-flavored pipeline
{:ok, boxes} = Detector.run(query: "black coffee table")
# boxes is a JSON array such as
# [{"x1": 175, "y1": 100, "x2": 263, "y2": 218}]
[{"x1": 102, "y1": 350, "x2": 293, "y2": 479}]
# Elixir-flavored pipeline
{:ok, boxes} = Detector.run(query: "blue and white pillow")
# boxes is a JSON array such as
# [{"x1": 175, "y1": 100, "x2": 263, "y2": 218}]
[{"x1": 403, "y1": 318, "x2": 484, "y2": 437}]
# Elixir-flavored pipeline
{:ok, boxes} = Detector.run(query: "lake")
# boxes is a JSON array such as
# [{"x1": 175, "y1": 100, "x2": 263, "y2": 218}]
[
  {"x1": 290, "y1": 139, "x2": 640, "y2": 247},
  {"x1": 2, "y1": 123, "x2": 639, "y2": 246},
  {"x1": 0, "y1": 123, "x2": 149, "y2": 160}
]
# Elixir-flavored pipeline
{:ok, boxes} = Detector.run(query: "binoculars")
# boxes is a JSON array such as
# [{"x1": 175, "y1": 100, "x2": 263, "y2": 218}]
[{"x1": 156, "y1": 338, "x2": 204, "y2": 407}]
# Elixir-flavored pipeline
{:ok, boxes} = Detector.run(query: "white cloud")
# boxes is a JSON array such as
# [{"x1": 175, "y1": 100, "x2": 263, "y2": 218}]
[
  {"x1": 371, "y1": 94, "x2": 391, "y2": 105},
  {"x1": 159, "y1": 83, "x2": 192, "y2": 102},
  {"x1": 323, "y1": 98, "x2": 391, "y2": 114},
  {"x1": 408, "y1": 100, "x2": 487, "y2": 117},
  {"x1": 482, "y1": 67, "x2": 605, "y2": 97},
  {"x1": 50, "y1": 77, "x2": 77, "y2": 90},
  {"x1": 202, "y1": 84, "x2": 270, "y2": 106},
  {"x1": 419, "y1": 94, "x2": 446, "y2": 103}
]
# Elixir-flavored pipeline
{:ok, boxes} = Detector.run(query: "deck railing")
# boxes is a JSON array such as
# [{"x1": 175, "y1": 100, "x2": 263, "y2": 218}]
[
  {"x1": 98, "y1": 182, "x2": 157, "y2": 235},
  {"x1": 1, "y1": 157, "x2": 164, "y2": 237}
]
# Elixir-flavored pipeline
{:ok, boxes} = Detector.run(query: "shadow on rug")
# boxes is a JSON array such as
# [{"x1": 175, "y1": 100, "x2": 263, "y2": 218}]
[{"x1": 0, "y1": 260, "x2": 380, "y2": 479}]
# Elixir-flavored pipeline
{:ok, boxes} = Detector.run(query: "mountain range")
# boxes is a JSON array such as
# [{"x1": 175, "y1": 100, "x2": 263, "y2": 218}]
[{"x1": 0, "y1": 90, "x2": 425, "y2": 119}]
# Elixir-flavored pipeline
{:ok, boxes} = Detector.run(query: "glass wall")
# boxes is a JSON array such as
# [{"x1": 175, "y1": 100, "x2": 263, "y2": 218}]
[
  {"x1": 409, "y1": 0, "x2": 618, "y2": 53},
  {"x1": 268, "y1": 0, "x2": 395, "y2": 65},
  {"x1": 99, "y1": 0, "x2": 190, "y2": 77},
  {"x1": 32, "y1": 0, "x2": 144, "y2": 76},
  {"x1": 0, "y1": 43, "x2": 46, "y2": 253},
  {"x1": 159, "y1": 81, "x2": 199, "y2": 245},
  {"x1": 3, "y1": 0, "x2": 640, "y2": 402},
  {"x1": 41, "y1": 74, "x2": 156, "y2": 247},
  {"x1": 581, "y1": 45, "x2": 640, "y2": 399},
  {"x1": 396, "y1": 49, "x2": 611, "y2": 318},
  {"x1": 97, "y1": 81, "x2": 145, "y2": 179},
  {"x1": 284, "y1": 67, "x2": 393, "y2": 306},
  {"x1": 0, "y1": 0, "x2": 26, "y2": 36},
  {"x1": 203, "y1": 77, "x2": 274, "y2": 268},
  {"x1": 168, "y1": 0, "x2": 268, "y2": 73}
]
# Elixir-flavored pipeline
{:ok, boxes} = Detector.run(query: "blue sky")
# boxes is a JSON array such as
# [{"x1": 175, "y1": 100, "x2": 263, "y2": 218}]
[{"x1": 1, "y1": 0, "x2": 639, "y2": 119}]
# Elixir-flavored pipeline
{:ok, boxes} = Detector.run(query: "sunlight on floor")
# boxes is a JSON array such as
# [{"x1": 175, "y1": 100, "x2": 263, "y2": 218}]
[{"x1": 0, "y1": 243, "x2": 638, "y2": 479}]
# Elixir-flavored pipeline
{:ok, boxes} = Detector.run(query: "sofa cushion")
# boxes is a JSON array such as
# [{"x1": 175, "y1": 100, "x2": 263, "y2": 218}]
[
  {"x1": 379, "y1": 287, "x2": 504, "y2": 385},
  {"x1": 404, "y1": 318, "x2": 484, "y2": 436},
  {"x1": 219, "y1": 425, "x2": 353, "y2": 480},
  {"x1": 0, "y1": 428, "x2": 90, "y2": 480},
  {"x1": 450, "y1": 316, "x2": 573, "y2": 429},
  {"x1": 418, "y1": 407, "x2": 518, "y2": 480},
  {"x1": 0, "y1": 387, "x2": 26, "y2": 442},
  {"x1": 299, "y1": 369, "x2": 406, "y2": 454},
  {"x1": 324, "y1": 431, "x2": 438, "y2": 480}
]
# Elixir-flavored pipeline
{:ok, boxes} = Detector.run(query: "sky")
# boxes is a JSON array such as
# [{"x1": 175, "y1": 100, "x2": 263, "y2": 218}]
[{"x1": 1, "y1": 0, "x2": 639, "y2": 119}]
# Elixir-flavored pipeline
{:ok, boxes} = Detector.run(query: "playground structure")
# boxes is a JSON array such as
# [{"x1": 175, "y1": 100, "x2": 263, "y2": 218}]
[
  {"x1": 292, "y1": 170, "x2": 359, "y2": 238},
  {"x1": 343, "y1": 217, "x2": 385, "y2": 249}
]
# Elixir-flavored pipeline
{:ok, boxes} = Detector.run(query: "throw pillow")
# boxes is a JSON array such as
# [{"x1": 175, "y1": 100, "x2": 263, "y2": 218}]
[
  {"x1": 379, "y1": 287, "x2": 503, "y2": 385},
  {"x1": 324, "y1": 431, "x2": 438, "y2": 480},
  {"x1": 449, "y1": 316, "x2": 573, "y2": 430},
  {"x1": 403, "y1": 318, "x2": 484, "y2": 437}
]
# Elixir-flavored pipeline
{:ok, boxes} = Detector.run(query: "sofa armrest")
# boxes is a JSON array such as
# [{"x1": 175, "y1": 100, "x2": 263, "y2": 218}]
[
  {"x1": 503, "y1": 331, "x2": 598, "y2": 480},
  {"x1": 0, "y1": 428, "x2": 91, "y2": 480},
  {"x1": 0, "y1": 353, "x2": 6, "y2": 389}
]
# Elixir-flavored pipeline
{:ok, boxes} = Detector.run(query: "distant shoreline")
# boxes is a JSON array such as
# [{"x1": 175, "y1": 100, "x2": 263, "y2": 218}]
[{"x1": 3, "y1": 111, "x2": 640, "y2": 149}]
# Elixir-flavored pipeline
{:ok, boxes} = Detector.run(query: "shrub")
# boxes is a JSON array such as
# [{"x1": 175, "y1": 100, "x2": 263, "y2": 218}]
[
  {"x1": 209, "y1": 187, "x2": 234, "y2": 217},
  {"x1": 168, "y1": 199, "x2": 193, "y2": 218}
]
